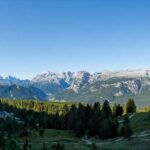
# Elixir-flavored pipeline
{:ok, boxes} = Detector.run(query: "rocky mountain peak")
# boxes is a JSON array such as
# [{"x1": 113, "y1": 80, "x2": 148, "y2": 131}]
[{"x1": 1, "y1": 69, "x2": 150, "y2": 105}]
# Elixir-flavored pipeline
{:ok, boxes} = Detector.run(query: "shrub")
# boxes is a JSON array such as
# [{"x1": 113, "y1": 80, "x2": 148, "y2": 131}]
[{"x1": 51, "y1": 143, "x2": 65, "y2": 150}]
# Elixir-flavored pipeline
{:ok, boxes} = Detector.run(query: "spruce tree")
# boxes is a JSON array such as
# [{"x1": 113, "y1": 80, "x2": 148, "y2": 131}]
[
  {"x1": 74, "y1": 120, "x2": 85, "y2": 138},
  {"x1": 102, "y1": 100, "x2": 112, "y2": 118},
  {"x1": 126, "y1": 98, "x2": 136, "y2": 113},
  {"x1": 116, "y1": 104, "x2": 123, "y2": 116}
]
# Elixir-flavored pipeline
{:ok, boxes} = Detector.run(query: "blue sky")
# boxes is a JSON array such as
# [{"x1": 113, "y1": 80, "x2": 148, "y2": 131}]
[{"x1": 0, "y1": 0, "x2": 150, "y2": 79}]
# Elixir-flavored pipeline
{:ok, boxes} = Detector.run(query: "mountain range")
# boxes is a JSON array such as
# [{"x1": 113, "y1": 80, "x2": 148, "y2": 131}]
[{"x1": 0, "y1": 69, "x2": 150, "y2": 106}]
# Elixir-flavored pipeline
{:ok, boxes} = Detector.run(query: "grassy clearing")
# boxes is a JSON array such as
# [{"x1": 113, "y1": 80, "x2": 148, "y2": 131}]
[
  {"x1": 130, "y1": 112, "x2": 150, "y2": 132},
  {"x1": 16, "y1": 129, "x2": 89, "y2": 150},
  {"x1": 98, "y1": 138, "x2": 150, "y2": 150},
  {"x1": 15, "y1": 112, "x2": 150, "y2": 150},
  {"x1": 15, "y1": 129, "x2": 150, "y2": 150}
]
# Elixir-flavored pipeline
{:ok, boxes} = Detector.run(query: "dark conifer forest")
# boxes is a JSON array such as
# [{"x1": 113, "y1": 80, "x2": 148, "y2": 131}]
[{"x1": 0, "y1": 99, "x2": 134, "y2": 140}]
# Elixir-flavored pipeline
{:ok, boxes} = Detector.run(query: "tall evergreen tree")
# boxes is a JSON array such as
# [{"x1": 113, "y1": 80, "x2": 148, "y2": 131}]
[
  {"x1": 74, "y1": 120, "x2": 85, "y2": 138},
  {"x1": 116, "y1": 104, "x2": 123, "y2": 116},
  {"x1": 102, "y1": 100, "x2": 112, "y2": 118},
  {"x1": 126, "y1": 98, "x2": 136, "y2": 113}
]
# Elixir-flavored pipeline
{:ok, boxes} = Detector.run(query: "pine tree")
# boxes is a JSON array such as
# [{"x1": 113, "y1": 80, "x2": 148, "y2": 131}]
[
  {"x1": 74, "y1": 120, "x2": 85, "y2": 138},
  {"x1": 116, "y1": 104, "x2": 123, "y2": 116},
  {"x1": 126, "y1": 98, "x2": 136, "y2": 113},
  {"x1": 102, "y1": 100, "x2": 112, "y2": 118}
]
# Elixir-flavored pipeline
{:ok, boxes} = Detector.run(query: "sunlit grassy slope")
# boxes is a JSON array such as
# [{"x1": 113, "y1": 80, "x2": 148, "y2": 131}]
[{"x1": 130, "y1": 112, "x2": 150, "y2": 132}]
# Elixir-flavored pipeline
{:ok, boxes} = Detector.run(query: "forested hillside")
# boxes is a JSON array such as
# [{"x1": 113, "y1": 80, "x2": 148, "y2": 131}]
[
  {"x1": 0, "y1": 98, "x2": 136, "y2": 138},
  {"x1": 0, "y1": 98, "x2": 150, "y2": 150}
]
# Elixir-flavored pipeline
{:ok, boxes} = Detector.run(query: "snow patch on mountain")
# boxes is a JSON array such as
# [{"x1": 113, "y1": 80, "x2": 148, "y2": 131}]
[
  {"x1": 113, "y1": 91, "x2": 123, "y2": 97},
  {"x1": 100, "y1": 69, "x2": 150, "y2": 79},
  {"x1": 30, "y1": 69, "x2": 150, "y2": 94},
  {"x1": 1, "y1": 69, "x2": 150, "y2": 101}
]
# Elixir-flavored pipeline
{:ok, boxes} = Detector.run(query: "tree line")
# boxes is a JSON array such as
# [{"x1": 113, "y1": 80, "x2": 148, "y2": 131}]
[{"x1": 0, "y1": 98, "x2": 136, "y2": 140}]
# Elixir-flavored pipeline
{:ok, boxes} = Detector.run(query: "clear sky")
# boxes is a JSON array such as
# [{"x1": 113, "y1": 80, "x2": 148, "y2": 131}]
[{"x1": 0, "y1": 0, "x2": 150, "y2": 79}]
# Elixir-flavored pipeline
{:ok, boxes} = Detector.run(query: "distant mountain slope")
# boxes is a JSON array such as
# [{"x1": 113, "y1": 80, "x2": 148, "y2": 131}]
[
  {"x1": 53, "y1": 77, "x2": 150, "y2": 106},
  {"x1": 0, "y1": 69, "x2": 150, "y2": 106},
  {"x1": 31, "y1": 71, "x2": 91, "y2": 94},
  {"x1": 31, "y1": 69, "x2": 150, "y2": 94},
  {"x1": 0, "y1": 75, "x2": 30, "y2": 86},
  {"x1": 0, "y1": 85, "x2": 47, "y2": 100}
]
